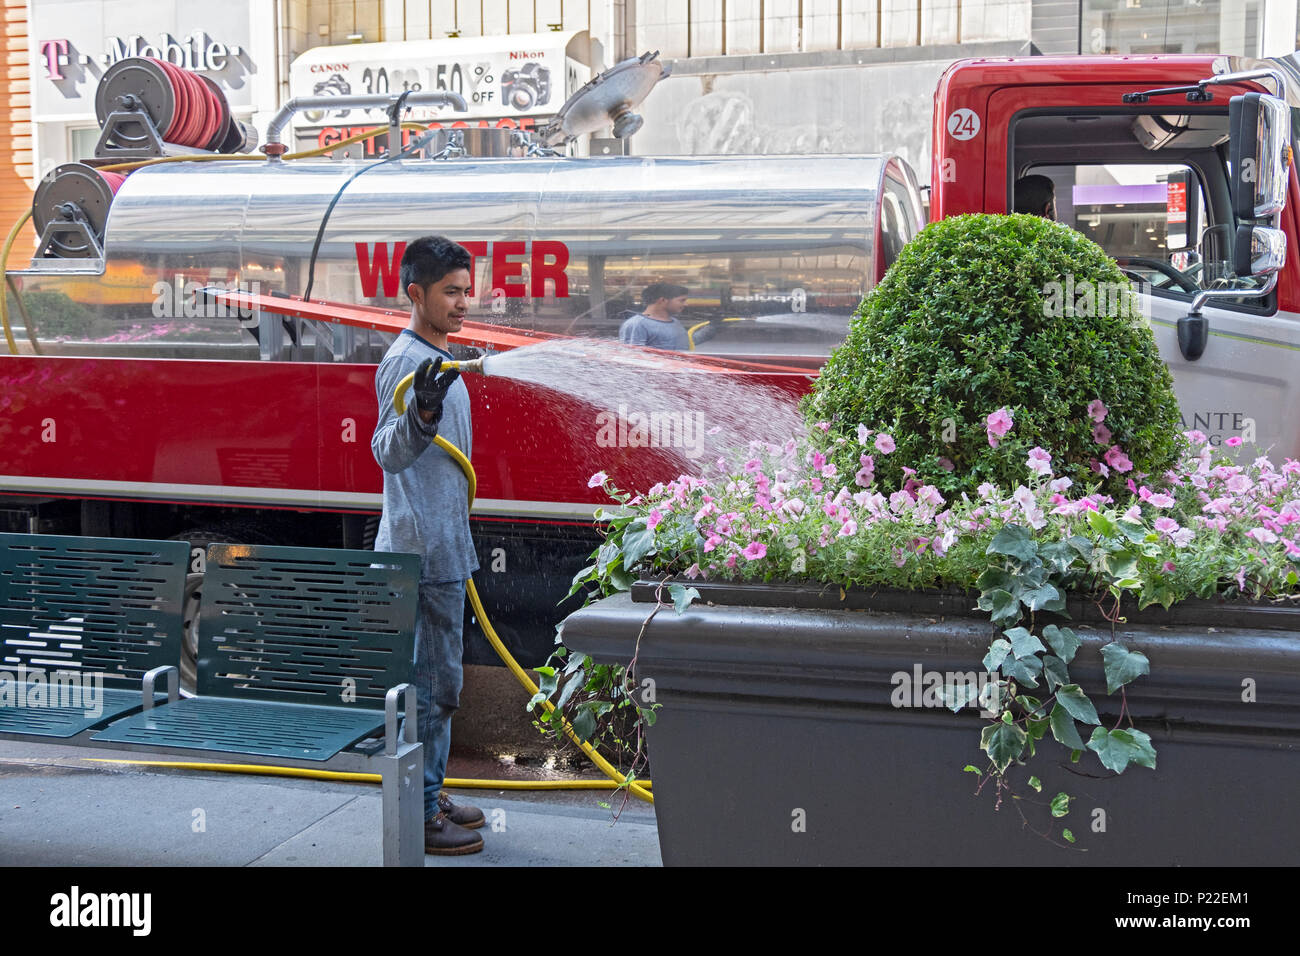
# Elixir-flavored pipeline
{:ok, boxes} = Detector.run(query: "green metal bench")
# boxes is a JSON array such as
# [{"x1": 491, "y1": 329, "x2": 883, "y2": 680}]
[
  {"x1": 0, "y1": 537, "x2": 426, "y2": 866},
  {"x1": 0, "y1": 533, "x2": 188, "y2": 736}
]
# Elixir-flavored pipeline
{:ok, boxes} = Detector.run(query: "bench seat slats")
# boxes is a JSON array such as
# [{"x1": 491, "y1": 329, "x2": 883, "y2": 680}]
[
  {"x1": 92, "y1": 696, "x2": 387, "y2": 761},
  {"x1": 0, "y1": 687, "x2": 163, "y2": 737}
]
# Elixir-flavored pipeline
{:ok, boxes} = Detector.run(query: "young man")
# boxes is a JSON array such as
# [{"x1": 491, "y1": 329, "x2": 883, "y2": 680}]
[
  {"x1": 618, "y1": 282, "x2": 691, "y2": 350},
  {"x1": 371, "y1": 235, "x2": 486, "y2": 855}
]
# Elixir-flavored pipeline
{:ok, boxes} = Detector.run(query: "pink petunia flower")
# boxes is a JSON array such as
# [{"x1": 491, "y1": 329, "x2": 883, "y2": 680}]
[
  {"x1": 875, "y1": 434, "x2": 896, "y2": 455},
  {"x1": 742, "y1": 541, "x2": 767, "y2": 560},
  {"x1": 1093, "y1": 422, "x2": 1112, "y2": 446},
  {"x1": 1146, "y1": 493, "x2": 1175, "y2": 508},
  {"x1": 1104, "y1": 445, "x2": 1134, "y2": 473},
  {"x1": 1087, "y1": 399, "x2": 1109, "y2": 423},
  {"x1": 856, "y1": 424, "x2": 872, "y2": 444},
  {"x1": 1225, "y1": 436, "x2": 1243, "y2": 448},
  {"x1": 587, "y1": 471, "x2": 608, "y2": 488},
  {"x1": 985, "y1": 408, "x2": 1014, "y2": 448},
  {"x1": 1026, "y1": 447, "x2": 1052, "y2": 477}
]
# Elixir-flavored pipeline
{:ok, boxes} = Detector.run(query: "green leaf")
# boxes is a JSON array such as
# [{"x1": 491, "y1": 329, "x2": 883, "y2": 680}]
[
  {"x1": 1067, "y1": 535, "x2": 1094, "y2": 560},
  {"x1": 1103, "y1": 550, "x2": 1139, "y2": 581},
  {"x1": 608, "y1": 564, "x2": 634, "y2": 591},
  {"x1": 1005, "y1": 627, "x2": 1046, "y2": 659},
  {"x1": 981, "y1": 720, "x2": 1028, "y2": 774},
  {"x1": 1100, "y1": 642, "x2": 1151, "y2": 694},
  {"x1": 942, "y1": 681, "x2": 982, "y2": 712},
  {"x1": 668, "y1": 583, "x2": 700, "y2": 614},
  {"x1": 595, "y1": 539, "x2": 620, "y2": 575},
  {"x1": 1049, "y1": 702, "x2": 1087, "y2": 749},
  {"x1": 1087, "y1": 726, "x2": 1158, "y2": 773},
  {"x1": 1041, "y1": 624, "x2": 1080, "y2": 664},
  {"x1": 1063, "y1": 828, "x2": 1076, "y2": 844},
  {"x1": 982, "y1": 638, "x2": 1012, "y2": 672},
  {"x1": 566, "y1": 564, "x2": 597, "y2": 598},
  {"x1": 1086, "y1": 511, "x2": 1118, "y2": 537},
  {"x1": 1001, "y1": 654, "x2": 1042, "y2": 688},
  {"x1": 979, "y1": 589, "x2": 1021, "y2": 625},
  {"x1": 1021, "y1": 583, "x2": 1066, "y2": 612},
  {"x1": 1055, "y1": 683, "x2": 1101, "y2": 724},
  {"x1": 570, "y1": 706, "x2": 598, "y2": 743},
  {"x1": 987, "y1": 524, "x2": 1037, "y2": 564},
  {"x1": 526, "y1": 691, "x2": 547, "y2": 710},
  {"x1": 1070, "y1": 749, "x2": 1082, "y2": 763},
  {"x1": 1138, "y1": 584, "x2": 1177, "y2": 610},
  {"x1": 1038, "y1": 541, "x2": 1078, "y2": 574},
  {"x1": 1116, "y1": 519, "x2": 1150, "y2": 545},
  {"x1": 621, "y1": 519, "x2": 656, "y2": 568},
  {"x1": 1027, "y1": 714, "x2": 1050, "y2": 741},
  {"x1": 962, "y1": 765, "x2": 982, "y2": 774},
  {"x1": 1027, "y1": 775, "x2": 1042, "y2": 792},
  {"x1": 554, "y1": 668, "x2": 584, "y2": 711},
  {"x1": 1016, "y1": 693, "x2": 1045, "y2": 718},
  {"x1": 1042, "y1": 654, "x2": 1070, "y2": 690},
  {"x1": 976, "y1": 568, "x2": 1014, "y2": 592},
  {"x1": 1050, "y1": 792, "x2": 1071, "y2": 817}
]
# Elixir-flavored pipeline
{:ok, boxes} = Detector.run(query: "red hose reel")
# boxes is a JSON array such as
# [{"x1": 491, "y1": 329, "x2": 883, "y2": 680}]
[{"x1": 93, "y1": 56, "x2": 256, "y2": 155}]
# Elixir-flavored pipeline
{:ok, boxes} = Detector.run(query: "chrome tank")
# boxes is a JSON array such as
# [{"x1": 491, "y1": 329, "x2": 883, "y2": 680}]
[{"x1": 24, "y1": 154, "x2": 921, "y2": 362}]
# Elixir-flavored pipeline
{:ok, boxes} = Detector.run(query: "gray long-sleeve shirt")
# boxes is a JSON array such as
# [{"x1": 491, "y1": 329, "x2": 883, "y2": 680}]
[
  {"x1": 618, "y1": 312, "x2": 689, "y2": 350},
  {"x1": 371, "y1": 330, "x2": 479, "y2": 583}
]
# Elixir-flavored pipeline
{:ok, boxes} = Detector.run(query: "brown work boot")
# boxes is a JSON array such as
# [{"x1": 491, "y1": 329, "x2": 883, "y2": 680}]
[
  {"x1": 438, "y1": 791, "x2": 485, "y2": 830},
  {"x1": 424, "y1": 812, "x2": 484, "y2": 855}
]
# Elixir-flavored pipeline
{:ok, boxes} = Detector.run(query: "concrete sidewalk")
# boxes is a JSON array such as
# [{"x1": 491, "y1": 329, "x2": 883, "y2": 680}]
[{"x1": 0, "y1": 741, "x2": 661, "y2": 866}]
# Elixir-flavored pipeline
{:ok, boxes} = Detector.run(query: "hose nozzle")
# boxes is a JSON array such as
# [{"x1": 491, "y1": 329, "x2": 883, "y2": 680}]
[
  {"x1": 392, "y1": 355, "x2": 489, "y2": 414},
  {"x1": 447, "y1": 356, "x2": 488, "y2": 375}
]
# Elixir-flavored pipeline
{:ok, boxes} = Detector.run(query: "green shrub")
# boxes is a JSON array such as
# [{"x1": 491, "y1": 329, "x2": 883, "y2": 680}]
[{"x1": 802, "y1": 213, "x2": 1183, "y2": 496}]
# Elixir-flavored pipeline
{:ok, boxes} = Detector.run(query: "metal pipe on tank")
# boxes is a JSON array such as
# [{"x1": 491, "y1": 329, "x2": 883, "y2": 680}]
[{"x1": 262, "y1": 91, "x2": 470, "y2": 153}]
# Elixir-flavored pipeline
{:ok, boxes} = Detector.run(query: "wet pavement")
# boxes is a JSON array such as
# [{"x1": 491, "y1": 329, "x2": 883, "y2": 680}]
[{"x1": 0, "y1": 740, "x2": 660, "y2": 867}]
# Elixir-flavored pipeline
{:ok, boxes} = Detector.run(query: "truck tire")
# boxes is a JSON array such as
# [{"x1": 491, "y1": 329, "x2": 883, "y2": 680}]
[{"x1": 168, "y1": 523, "x2": 277, "y2": 694}]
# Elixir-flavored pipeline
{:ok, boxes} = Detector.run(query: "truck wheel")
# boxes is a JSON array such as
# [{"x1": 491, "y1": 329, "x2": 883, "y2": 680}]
[{"x1": 169, "y1": 524, "x2": 277, "y2": 695}]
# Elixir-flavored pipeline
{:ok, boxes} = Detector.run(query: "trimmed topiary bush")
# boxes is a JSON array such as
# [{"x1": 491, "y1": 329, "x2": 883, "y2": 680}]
[{"x1": 802, "y1": 213, "x2": 1183, "y2": 496}]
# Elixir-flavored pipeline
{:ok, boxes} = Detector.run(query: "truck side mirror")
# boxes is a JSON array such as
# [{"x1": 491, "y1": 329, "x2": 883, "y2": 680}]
[
  {"x1": 1229, "y1": 92, "x2": 1292, "y2": 223},
  {"x1": 1235, "y1": 224, "x2": 1287, "y2": 278}
]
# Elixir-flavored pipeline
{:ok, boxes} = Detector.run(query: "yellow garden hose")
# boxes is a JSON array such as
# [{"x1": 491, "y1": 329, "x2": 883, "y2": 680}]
[
  {"x1": 84, "y1": 759, "x2": 649, "y2": 792},
  {"x1": 399, "y1": 384, "x2": 653, "y2": 804},
  {"x1": 1, "y1": 209, "x2": 32, "y2": 355}
]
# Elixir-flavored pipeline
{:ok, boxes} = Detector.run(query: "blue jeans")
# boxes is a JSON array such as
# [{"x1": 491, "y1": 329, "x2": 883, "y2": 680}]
[{"x1": 406, "y1": 578, "x2": 466, "y2": 821}]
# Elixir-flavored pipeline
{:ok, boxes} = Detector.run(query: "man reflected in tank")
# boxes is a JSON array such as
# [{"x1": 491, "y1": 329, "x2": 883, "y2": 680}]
[{"x1": 619, "y1": 283, "x2": 691, "y2": 350}]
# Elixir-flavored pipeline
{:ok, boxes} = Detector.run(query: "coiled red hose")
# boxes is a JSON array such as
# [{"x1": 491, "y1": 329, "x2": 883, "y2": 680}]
[{"x1": 148, "y1": 58, "x2": 224, "y2": 149}]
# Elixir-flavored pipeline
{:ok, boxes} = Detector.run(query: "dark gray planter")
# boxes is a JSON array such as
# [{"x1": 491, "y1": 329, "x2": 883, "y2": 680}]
[{"x1": 560, "y1": 581, "x2": 1300, "y2": 866}]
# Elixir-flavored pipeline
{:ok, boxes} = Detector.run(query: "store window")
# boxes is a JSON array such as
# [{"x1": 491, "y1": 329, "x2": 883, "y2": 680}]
[
  {"x1": 68, "y1": 126, "x2": 100, "y2": 163},
  {"x1": 1081, "y1": 0, "x2": 1262, "y2": 56}
]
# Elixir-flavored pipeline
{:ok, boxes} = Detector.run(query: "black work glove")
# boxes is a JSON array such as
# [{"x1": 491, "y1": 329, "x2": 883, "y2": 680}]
[{"x1": 412, "y1": 357, "x2": 460, "y2": 427}]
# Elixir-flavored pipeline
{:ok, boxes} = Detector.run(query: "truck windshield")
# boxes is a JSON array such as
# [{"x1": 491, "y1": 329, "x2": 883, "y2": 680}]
[{"x1": 1011, "y1": 110, "x2": 1270, "y2": 304}]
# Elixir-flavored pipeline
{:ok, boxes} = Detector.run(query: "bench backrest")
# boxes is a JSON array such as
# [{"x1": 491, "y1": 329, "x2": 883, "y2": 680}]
[
  {"x1": 0, "y1": 534, "x2": 188, "y2": 689},
  {"x1": 197, "y1": 544, "x2": 419, "y2": 705}
]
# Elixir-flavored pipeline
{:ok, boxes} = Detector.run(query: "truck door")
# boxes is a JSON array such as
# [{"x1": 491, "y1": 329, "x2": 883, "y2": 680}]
[{"x1": 986, "y1": 83, "x2": 1300, "y2": 457}]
